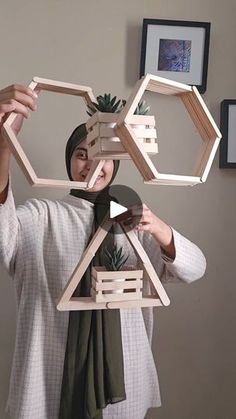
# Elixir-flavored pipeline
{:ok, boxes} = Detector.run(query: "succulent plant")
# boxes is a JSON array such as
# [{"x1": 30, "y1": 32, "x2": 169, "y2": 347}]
[
  {"x1": 119, "y1": 99, "x2": 151, "y2": 115},
  {"x1": 87, "y1": 93, "x2": 124, "y2": 116},
  {"x1": 87, "y1": 94, "x2": 150, "y2": 116},
  {"x1": 134, "y1": 100, "x2": 150, "y2": 115},
  {"x1": 103, "y1": 244, "x2": 128, "y2": 271}
]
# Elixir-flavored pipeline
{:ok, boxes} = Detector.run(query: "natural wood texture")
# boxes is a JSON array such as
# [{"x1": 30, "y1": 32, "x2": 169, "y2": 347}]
[
  {"x1": 121, "y1": 224, "x2": 170, "y2": 306},
  {"x1": 86, "y1": 112, "x2": 157, "y2": 160},
  {"x1": 84, "y1": 159, "x2": 106, "y2": 189},
  {"x1": 115, "y1": 123, "x2": 159, "y2": 181},
  {"x1": 116, "y1": 74, "x2": 191, "y2": 125},
  {"x1": 33, "y1": 77, "x2": 96, "y2": 105},
  {"x1": 2, "y1": 124, "x2": 88, "y2": 190},
  {"x1": 114, "y1": 74, "x2": 221, "y2": 185},
  {"x1": 91, "y1": 266, "x2": 143, "y2": 303},
  {"x1": 2, "y1": 74, "x2": 221, "y2": 190},
  {"x1": 57, "y1": 218, "x2": 112, "y2": 307},
  {"x1": 57, "y1": 216, "x2": 170, "y2": 311},
  {"x1": 107, "y1": 297, "x2": 162, "y2": 309},
  {"x1": 2, "y1": 123, "x2": 37, "y2": 184},
  {"x1": 144, "y1": 174, "x2": 201, "y2": 186},
  {"x1": 34, "y1": 178, "x2": 87, "y2": 189},
  {"x1": 1, "y1": 76, "x2": 98, "y2": 189}
]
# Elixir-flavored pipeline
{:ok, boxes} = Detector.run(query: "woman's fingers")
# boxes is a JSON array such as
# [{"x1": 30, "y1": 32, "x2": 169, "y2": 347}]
[
  {"x1": 0, "y1": 99, "x2": 30, "y2": 119},
  {"x1": 0, "y1": 90, "x2": 37, "y2": 112},
  {"x1": 0, "y1": 84, "x2": 38, "y2": 100}
]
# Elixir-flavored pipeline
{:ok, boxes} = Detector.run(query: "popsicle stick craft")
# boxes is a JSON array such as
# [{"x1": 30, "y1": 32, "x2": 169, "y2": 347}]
[
  {"x1": 2, "y1": 77, "x2": 96, "y2": 189},
  {"x1": 57, "y1": 217, "x2": 170, "y2": 311},
  {"x1": 115, "y1": 74, "x2": 222, "y2": 186},
  {"x1": 2, "y1": 74, "x2": 221, "y2": 190},
  {"x1": 1, "y1": 74, "x2": 221, "y2": 310}
]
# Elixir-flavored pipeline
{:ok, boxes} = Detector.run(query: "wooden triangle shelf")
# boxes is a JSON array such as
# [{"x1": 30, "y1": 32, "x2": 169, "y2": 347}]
[{"x1": 57, "y1": 217, "x2": 170, "y2": 311}]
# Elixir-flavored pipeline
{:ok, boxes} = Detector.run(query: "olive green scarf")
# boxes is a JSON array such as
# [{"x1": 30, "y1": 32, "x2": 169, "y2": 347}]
[{"x1": 59, "y1": 124, "x2": 126, "y2": 419}]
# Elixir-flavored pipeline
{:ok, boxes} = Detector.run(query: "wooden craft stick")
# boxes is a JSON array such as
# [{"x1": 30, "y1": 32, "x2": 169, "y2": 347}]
[
  {"x1": 35, "y1": 178, "x2": 87, "y2": 189},
  {"x1": 107, "y1": 297, "x2": 162, "y2": 309},
  {"x1": 116, "y1": 123, "x2": 159, "y2": 180},
  {"x1": 85, "y1": 159, "x2": 106, "y2": 189},
  {"x1": 57, "y1": 218, "x2": 112, "y2": 306},
  {"x1": 2, "y1": 124, "x2": 37, "y2": 184},
  {"x1": 120, "y1": 224, "x2": 170, "y2": 306}
]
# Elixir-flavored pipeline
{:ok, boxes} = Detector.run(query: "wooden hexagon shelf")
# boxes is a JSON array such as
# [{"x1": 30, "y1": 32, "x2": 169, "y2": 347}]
[
  {"x1": 2, "y1": 77, "x2": 97, "y2": 189},
  {"x1": 115, "y1": 74, "x2": 222, "y2": 186}
]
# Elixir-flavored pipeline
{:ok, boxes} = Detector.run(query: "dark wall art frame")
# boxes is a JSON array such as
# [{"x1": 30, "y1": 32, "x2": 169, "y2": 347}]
[
  {"x1": 140, "y1": 19, "x2": 211, "y2": 93},
  {"x1": 219, "y1": 100, "x2": 236, "y2": 168}
]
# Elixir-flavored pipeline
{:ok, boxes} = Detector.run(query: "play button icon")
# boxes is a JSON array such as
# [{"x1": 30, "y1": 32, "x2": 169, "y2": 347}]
[
  {"x1": 94, "y1": 184, "x2": 143, "y2": 233},
  {"x1": 110, "y1": 201, "x2": 128, "y2": 219}
]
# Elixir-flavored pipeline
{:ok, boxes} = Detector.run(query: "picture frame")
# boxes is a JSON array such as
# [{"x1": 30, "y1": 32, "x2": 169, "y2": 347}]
[
  {"x1": 140, "y1": 19, "x2": 211, "y2": 93},
  {"x1": 219, "y1": 100, "x2": 236, "y2": 168}
]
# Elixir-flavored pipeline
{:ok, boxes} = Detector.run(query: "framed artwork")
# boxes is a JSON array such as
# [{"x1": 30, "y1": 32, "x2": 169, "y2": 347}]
[
  {"x1": 219, "y1": 100, "x2": 236, "y2": 168},
  {"x1": 140, "y1": 19, "x2": 211, "y2": 93}
]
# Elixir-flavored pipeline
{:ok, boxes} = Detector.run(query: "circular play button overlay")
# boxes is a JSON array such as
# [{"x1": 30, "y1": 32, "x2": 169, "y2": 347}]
[{"x1": 94, "y1": 184, "x2": 143, "y2": 233}]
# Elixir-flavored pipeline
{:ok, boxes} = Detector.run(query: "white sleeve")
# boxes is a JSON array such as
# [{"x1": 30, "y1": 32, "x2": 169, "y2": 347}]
[
  {"x1": 0, "y1": 182, "x2": 19, "y2": 274},
  {"x1": 140, "y1": 227, "x2": 206, "y2": 284}
]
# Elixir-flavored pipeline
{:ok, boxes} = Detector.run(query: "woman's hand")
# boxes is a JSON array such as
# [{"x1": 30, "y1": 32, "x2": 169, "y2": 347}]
[
  {"x1": 0, "y1": 84, "x2": 38, "y2": 143},
  {"x1": 119, "y1": 203, "x2": 176, "y2": 260}
]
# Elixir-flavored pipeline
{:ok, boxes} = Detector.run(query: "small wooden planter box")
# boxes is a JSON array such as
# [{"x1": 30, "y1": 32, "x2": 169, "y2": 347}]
[
  {"x1": 86, "y1": 112, "x2": 158, "y2": 160},
  {"x1": 91, "y1": 266, "x2": 143, "y2": 303}
]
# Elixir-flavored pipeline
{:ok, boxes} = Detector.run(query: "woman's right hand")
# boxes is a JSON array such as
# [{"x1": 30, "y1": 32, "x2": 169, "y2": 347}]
[{"x1": 0, "y1": 84, "x2": 38, "y2": 144}]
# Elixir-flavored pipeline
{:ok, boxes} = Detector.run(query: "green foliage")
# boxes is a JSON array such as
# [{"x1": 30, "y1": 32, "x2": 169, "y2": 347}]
[
  {"x1": 134, "y1": 100, "x2": 151, "y2": 115},
  {"x1": 121, "y1": 99, "x2": 150, "y2": 115},
  {"x1": 87, "y1": 93, "x2": 124, "y2": 116},
  {"x1": 87, "y1": 94, "x2": 150, "y2": 116},
  {"x1": 103, "y1": 244, "x2": 128, "y2": 271}
]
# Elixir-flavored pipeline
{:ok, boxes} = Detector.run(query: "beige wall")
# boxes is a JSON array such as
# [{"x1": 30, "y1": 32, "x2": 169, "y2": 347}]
[{"x1": 0, "y1": 1, "x2": 235, "y2": 418}]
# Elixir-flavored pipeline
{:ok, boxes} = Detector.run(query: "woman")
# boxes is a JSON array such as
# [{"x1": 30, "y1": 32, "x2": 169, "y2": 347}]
[{"x1": 0, "y1": 84, "x2": 206, "y2": 419}]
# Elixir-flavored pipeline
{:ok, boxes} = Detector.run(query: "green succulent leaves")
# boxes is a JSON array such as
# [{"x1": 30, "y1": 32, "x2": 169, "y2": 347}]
[
  {"x1": 134, "y1": 100, "x2": 150, "y2": 115},
  {"x1": 87, "y1": 94, "x2": 150, "y2": 116},
  {"x1": 87, "y1": 93, "x2": 124, "y2": 116},
  {"x1": 103, "y1": 244, "x2": 128, "y2": 271}
]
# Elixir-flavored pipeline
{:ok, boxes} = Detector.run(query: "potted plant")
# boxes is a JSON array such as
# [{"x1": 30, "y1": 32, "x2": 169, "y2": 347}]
[
  {"x1": 86, "y1": 93, "x2": 157, "y2": 159},
  {"x1": 91, "y1": 244, "x2": 143, "y2": 302},
  {"x1": 103, "y1": 244, "x2": 128, "y2": 294}
]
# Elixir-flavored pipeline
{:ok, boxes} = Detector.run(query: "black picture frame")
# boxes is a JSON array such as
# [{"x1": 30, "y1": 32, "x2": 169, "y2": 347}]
[
  {"x1": 219, "y1": 100, "x2": 236, "y2": 168},
  {"x1": 140, "y1": 19, "x2": 211, "y2": 93}
]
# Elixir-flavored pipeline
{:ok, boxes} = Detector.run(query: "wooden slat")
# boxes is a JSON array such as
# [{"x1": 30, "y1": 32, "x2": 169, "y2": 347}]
[
  {"x1": 2, "y1": 124, "x2": 37, "y2": 184},
  {"x1": 107, "y1": 297, "x2": 162, "y2": 309},
  {"x1": 92, "y1": 278, "x2": 143, "y2": 291},
  {"x1": 193, "y1": 137, "x2": 221, "y2": 180},
  {"x1": 121, "y1": 225, "x2": 170, "y2": 306},
  {"x1": 147, "y1": 81, "x2": 191, "y2": 95},
  {"x1": 144, "y1": 173, "x2": 201, "y2": 186},
  {"x1": 85, "y1": 159, "x2": 106, "y2": 189},
  {"x1": 130, "y1": 115, "x2": 155, "y2": 126},
  {"x1": 181, "y1": 93, "x2": 212, "y2": 142},
  {"x1": 86, "y1": 112, "x2": 119, "y2": 130},
  {"x1": 115, "y1": 123, "x2": 159, "y2": 180},
  {"x1": 35, "y1": 178, "x2": 87, "y2": 189},
  {"x1": 117, "y1": 75, "x2": 151, "y2": 125},
  {"x1": 92, "y1": 266, "x2": 143, "y2": 280},
  {"x1": 33, "y1": 76, "x2": 94, "y2": 97},
  {"x1": 57, "y1": 218, "x2": 112, "y2": 305},
  {"x1": 93, "y1": 289, "x2": 142, "y2": 303},
  {"x1": 146, "y1": 74, "x2": 192, "y2": 95},
  {"x1": 57, "y1": 297, "x2": 107, "y2": 311}
]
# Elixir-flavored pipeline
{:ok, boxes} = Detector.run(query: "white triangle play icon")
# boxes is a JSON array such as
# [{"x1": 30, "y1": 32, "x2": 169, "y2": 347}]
[{"x1": 110, "y1": 201, "x2": 128, "y2": 219}]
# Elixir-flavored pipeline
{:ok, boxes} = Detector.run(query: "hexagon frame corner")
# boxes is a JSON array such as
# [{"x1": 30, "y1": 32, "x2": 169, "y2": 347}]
[
  {"x1": 2, "y1": 77, "x2": 97, "y2": 189},
  {"x1": 115, "y1": 74, "x2": 222, "y2": 186}
]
